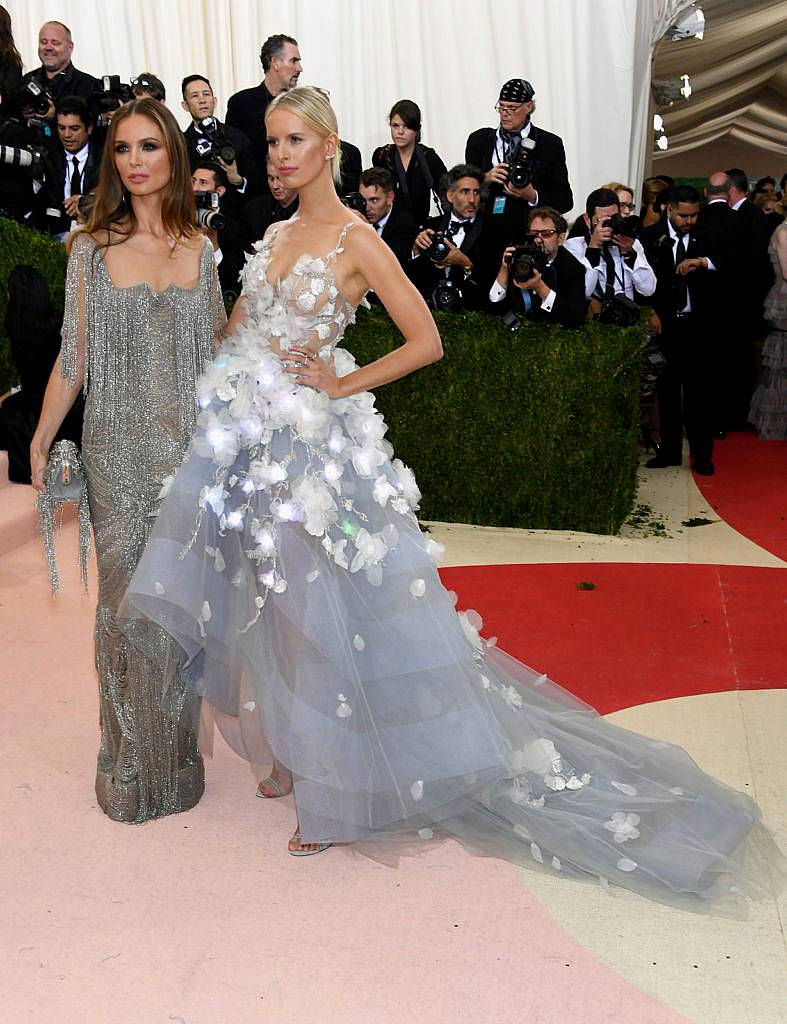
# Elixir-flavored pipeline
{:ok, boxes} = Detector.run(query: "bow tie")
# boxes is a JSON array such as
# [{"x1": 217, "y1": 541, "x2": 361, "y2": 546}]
[{"x1": 448, "y1": 218, "x2": 470, "y2": 235}]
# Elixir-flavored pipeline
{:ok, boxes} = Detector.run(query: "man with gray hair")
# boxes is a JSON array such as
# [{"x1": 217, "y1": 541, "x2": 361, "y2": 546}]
[
  {"x1": 226, "y1": 33, "x2": 302, "y2": 159},
  {"x1": 21, "y1": 21, "x2": 99, "y2": 122}
]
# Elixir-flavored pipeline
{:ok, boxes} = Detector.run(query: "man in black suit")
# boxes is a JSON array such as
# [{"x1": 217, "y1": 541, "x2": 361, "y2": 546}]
[
  {"x1": 338, "y1": 140, "x2": 362, "y2": 196},
  {"x1": 489, "y1": 208, "x2": 588, "y2": 328},
  {"x1": 181, "y1": 75, "x2": 263, "y2": 211},
  {"x1": 225, "y1": 34, "x2": 302, "y2": 163},
  {"x1": 465, "y1": 78, "x2": 572, "y2": 243},
  {"x1": 21, "y1": 21, "x2": 99, "y2": 123},
  {"x1": 35, "y1": 96, "x2": 101, "y2": 239},
  {"x1": 240, "y1": 162, "x2": 299, "y2": 245},
  {"x1": 191, "y1": 160, "x2": 249, "y2": 300},
  {"x1": 641, "y1": 185, "x2": 721, "y2": 475},
  {"x1": 410, "y1": 164, "x2": 500, "y2": 311},
  {"x1": 359, "y1": 167, "x2": 418, "y2": 269}
]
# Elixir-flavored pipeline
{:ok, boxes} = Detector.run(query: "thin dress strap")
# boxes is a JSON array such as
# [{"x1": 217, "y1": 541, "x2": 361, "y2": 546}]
[{"x1": 326, "y1": 221, "x2": 358, "y2": 262}]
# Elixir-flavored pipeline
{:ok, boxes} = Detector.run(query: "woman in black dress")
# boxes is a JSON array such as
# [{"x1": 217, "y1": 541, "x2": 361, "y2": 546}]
[{"x1": 372, "y1": 99, "x2": 446, "y2": 225}]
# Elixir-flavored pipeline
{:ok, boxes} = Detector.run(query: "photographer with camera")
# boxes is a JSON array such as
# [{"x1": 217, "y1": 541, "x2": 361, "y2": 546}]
[
  {"x1": 191, "y1": 159, "x2": 248, "y2": 301},
  {"x1": 182, "y1": 75, "x2": 263, "y2": 211},
  {"x1": 359, "y1": 167, "x2": 418, "y2": 269},
  {"x1": 241, "y1": 160, "x2": 300, "y2": 244},
  {"x1": 34, "y1": 96, "x2": 101, "y2": 239},
  {"x1": 0, "y1": 66, "x2": 36, "y2": 223},
  {"x1": 489, "y1": 208, "x2": 588, "y2": 329},
  {"x1": 465, "y1": 79, "x2": 572, "y2": 240},
  {"x1": 410, "y1": 164, "x2": 498, "y2": 312},
  {"x1": 21, "y1": 21, "x2": 99, "y2": 123},
  {"x1": 565, "y1": 187, "x2": 656, "y2": 321}
]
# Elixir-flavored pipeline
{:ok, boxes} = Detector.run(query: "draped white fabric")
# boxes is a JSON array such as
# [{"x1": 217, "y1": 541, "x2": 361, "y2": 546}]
[
  {"x1": 6, "y1": 0, "x2": 692, "y2": 216},
  {"x1": 653, "y1": 0, "x2": 787, "y2": 168}
]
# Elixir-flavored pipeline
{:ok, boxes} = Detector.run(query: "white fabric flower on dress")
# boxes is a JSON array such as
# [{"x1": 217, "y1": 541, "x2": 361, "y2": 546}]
[
  {"x1": 199, "y1": 484, "x2": 228, "y2": 517},
  {"x1": 519, "y1": 738, "x2": 562, "y2": 776},
  {"x1": 291, "y1": 475, "x2": 338, "y2": 537},
  {"x1": 391, "y1": 459, "x2": 421, "y2": 508},
  {"x1": 457, "y1": 609, "x2": 484, "y2": 653},
  {"x1": 604, "y1": 812, "x2": 641, "y2": 844},
  {"x1": 349, "y1": 527, "x2": 391, "y2": 573},
  {"x1": 372, "y1": 474, "x2": 399, "y2": 507},
  {"x1": 349, "y1": 445, "x2": 388, "y2": 479}
]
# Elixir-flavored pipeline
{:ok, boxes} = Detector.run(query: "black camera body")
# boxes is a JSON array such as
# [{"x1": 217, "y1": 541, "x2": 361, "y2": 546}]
[
  {"x1": 598, "y1": 293, "x2": 641, "y2": 327},
  {"x1": 429, "y1": 279, "x2": 463, "y2": 312},
  {"x1": 0, "y1": 142, "x2": 46, "y2": 179},
  {"x1": 603, "y1": 212, "x2": 643, "y2": 239},
  {"x1": 427, "y1": 230, "x2": 451, "y2": 262},
  {"x1": 21, "y1": 79, "x2": 54, "y2": 117},
  {"x1": 195, "y1": 117, "x2": 237, "y2": 165},
  {"x1": 341, "y1": 191, "x2": 366, "y2": 215},
  {"x1": 88, "y1": 75, "x2": 135, "y2": 128},
  {"x1": 507, "y1": 136, "x2": 536, "y2": 189},
  {"x1": 506, "y1": 239, "x2": 547, "y2": 283},
  {"x1": 194, "y1": 190, "x2": 226, "y2": 231}
]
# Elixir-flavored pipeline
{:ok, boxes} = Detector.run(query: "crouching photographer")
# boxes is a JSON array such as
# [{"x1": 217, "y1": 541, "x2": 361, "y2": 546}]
[
  {"x1": 565, "y1": 187, "x2": 656, "y2": 326},
  {"x1": 0, "y1": 70, "x2": 40, "y2": 223},
  {"x1": 489, "y1": 208, "x2": 588, "y2": 329},
  {"x1": 409, "y1": 164, "x2": 497, "y2": 312},
  {"x1": 191, "y1": 160, "x2": 249, "y2": 301}
]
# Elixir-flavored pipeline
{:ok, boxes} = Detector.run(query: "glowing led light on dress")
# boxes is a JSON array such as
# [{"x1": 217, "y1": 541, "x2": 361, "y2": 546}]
[
  {"x1": 255, "y1": 527, "x2": 275, "y2": 554},
  {"x1": 328, "y1": 436, "x2": 345, "y2": 454},
  {"x1": 207, "y1": 427, "x2": 226, "y2": 448},
  {"x1": 278, "y1": 392, "x2": 296, "y2": 412},
  {"x1": 257, "y1": 368, "x2": 276, "y2": 388},
  {"x1": 225, "y1": 510, "x2": 244, "y2": 529},
  {"x1": 242, "y1": 479, "x2": 255, "y2": 494},
  {"x1": 260, "y1": 570, "x2": 275, "y2": 588},
  {"x1": 199, "y1": 394, "x2": 211, "y2": 409},
  {"x1": 268, "y1": 463, "x2": 287, "y2": 483},
  {"x1": 653, "y1": 113, "x2": 663, "y2": 132},
  {"x1": 241, "y1": 418, "x2": 263, "y2": 442},
  {"x1": 323, "y1": 461, "x2": 343, "y2": 483},
  {"x1": 276, "y1": 501, "x2": 298, "y2": 521},
  {"x1": 341, "y1": 520, "x2": 357, "y2": 537},
  {"x1": 657, "y1": 134, "x2": 669, "y2": 150}
]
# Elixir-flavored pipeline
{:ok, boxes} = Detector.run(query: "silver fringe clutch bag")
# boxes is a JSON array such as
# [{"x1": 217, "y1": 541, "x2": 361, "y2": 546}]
[{"x1": 37, "y1": 439, "x2": 92, "y2": 596}]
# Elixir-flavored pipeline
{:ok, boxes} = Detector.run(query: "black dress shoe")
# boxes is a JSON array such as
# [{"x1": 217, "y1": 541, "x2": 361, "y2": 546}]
[
  {"x1": 692, "y1": 461, "x2": 715, "y2": 476},
  {"x1": 645, "y1": 455, "x2": 682, "y2": 469}
]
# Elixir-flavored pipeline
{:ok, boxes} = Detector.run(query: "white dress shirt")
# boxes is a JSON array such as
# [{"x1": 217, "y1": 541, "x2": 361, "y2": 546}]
[
  {"x1": 63, "y1": 143, "x2": 89, "y2": 200},
  {"x1": 564, "y1": 236, "x2": 656, "y2": 301},
  {"x1": 374, "y1": 208, "x2": 393, "y2": 235}
]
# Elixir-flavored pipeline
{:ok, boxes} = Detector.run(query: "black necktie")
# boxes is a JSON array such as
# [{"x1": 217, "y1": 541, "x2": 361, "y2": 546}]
[
  {"x1": 675, "y1": 235, "x2": 688, "y2": 310},
  {"x1": 499, "y1": 128, "x2": 521, "y2": 163},
  {"x1": 70, "y1": 156, "x2": 81, "y2": 198},
  {"x1": 602, "y1": 246, "x2": 616, "y2": 299}
]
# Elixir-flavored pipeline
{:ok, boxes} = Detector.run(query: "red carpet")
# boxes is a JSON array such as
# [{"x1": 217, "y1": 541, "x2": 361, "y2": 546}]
[
  {"x1": 692, "y1": 431, "x2": 787, "y2": 560},
  {"x1": 440, "y1": 563, "x2": 787, "y2": 714}
]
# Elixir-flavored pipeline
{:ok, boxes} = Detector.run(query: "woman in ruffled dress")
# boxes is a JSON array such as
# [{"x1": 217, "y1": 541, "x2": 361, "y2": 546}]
[
  {"x1": 30, "y1": 99, "x2": 225, "y2": 823},
  {"x1": 124, "y1": 87, "x2": 783, "y2": 911},
  {"x1": 749, "y1": 218, "x2": 787, "y2": 439}
]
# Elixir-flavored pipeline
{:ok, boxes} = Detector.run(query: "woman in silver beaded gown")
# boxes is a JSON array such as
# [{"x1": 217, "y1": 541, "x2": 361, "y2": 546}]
[
  {"x1": 31, "y1": 99, "x2": 225, "y2": 822},
  {"x1": 124, "y1": 88, "x2": 784, "y2": 913}
]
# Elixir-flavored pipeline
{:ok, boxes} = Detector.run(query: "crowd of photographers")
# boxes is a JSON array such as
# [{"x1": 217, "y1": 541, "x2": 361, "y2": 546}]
[{"x1": 1, "y1": 20, "x2": 785, "y2": 474}]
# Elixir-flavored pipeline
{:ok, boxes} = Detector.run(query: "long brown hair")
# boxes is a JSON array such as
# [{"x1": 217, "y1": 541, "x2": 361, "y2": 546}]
[
  {"x1": 0, "y1": 5, "x2": 22, "y2": 70},
  {"x1": 77, "y1": 97, "x2": 197, "y2": 251}
]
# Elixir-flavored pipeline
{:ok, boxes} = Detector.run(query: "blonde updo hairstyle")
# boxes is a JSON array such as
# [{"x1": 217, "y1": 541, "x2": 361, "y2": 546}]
[{"x1": 265, "y1": 86, "x2": 343, "y2": 185}]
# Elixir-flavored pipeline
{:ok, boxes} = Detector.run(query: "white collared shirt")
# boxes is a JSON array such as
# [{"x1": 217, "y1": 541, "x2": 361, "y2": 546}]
[
  {"x1": 732, "y1": 195, "x2": 747, "y2": 211},
  {"x1": 374, "y1": 208, "x2": 393, "y2": 235},
  {"x1": 63, "y1": 143, "x2": 89, "y2": 200},
  {"x1": 564, "y1": 236, "x2": 656, "y2": 301}
]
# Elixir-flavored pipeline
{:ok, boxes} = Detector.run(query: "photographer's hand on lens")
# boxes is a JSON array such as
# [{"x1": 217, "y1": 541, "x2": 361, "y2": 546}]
[
  {"x1": 485, "y1": 163, "x2": 509, "y2": 186},
  {"x1": 413, "y1": 228, "x2": 435, "y2": 253},
  {"x1": 216, "y1": 154, "x2": 243, "y2": 188},
  {"x1": 612, "y1": 232, "x2": 635, "y2": 254},
  {"x1": 434, "y1": 239, "x2": 470, "y2": 270},
  {"x1": 281, "y1": 346, "x2": 343, "y2": 399},
  {"x1": 514, "y1": 267, "x2": 543, "y2": 292},
  {"x1": 496, "y1": 247, "x2": 516, "y2": 288},
  {"x1": 588, "y1": 221, "x2": 613, "y2": 249},
  {"x1": 503, "y1": 180, "x2": 537, "y2": 204}
]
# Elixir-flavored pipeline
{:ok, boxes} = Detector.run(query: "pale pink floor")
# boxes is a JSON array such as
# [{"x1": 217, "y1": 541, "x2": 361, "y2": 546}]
[{"x1": 1, "y1": 461, "x2": 780, "y2": 1023}]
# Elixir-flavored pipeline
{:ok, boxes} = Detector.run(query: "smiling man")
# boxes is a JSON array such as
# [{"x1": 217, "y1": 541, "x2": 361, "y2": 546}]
[{"x1": 22, "y1": 21, "x2": 100, "y2": 121}]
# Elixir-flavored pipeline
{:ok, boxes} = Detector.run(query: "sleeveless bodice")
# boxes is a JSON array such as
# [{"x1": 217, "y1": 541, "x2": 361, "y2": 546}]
[{"x1": 239, "y1": 222, "x2": 363, "y2": 355}]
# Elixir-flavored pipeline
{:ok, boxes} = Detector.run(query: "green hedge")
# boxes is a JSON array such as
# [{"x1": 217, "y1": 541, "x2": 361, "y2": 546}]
[
  {"x1": 0, "y1": 219, "x2": 641, "y2": 534},
  {"x1": 346, "y1": 307, "x2": 642, "y2": 534},
  {"x1": 0, "y1": 218, "x2": 68, "y2": 392}
]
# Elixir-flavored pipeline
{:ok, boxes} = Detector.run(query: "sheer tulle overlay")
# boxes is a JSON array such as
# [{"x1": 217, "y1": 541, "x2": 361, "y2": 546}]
[{"x1": 122, "y1": 222, "x2": 784, "y2": 914}]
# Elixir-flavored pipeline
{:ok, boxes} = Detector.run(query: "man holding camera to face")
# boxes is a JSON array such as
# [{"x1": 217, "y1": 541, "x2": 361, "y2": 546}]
[
  {"x1": 565, "y1": 187, "x2": 656, "y2": 320},
  {"x1": 465, "y1": 79, "x2": 573, "y2": 240},
  {"x1": 409, "y1": 164, "x2": 498, "y2": 312},
  {"x1": 191, "y1": 160, "x2": 248, "y2": 301},
  {"x1": 489, "y1": 208, "x2": 588, "y2": 329},
  {"x1": 182, "y1": 75, "x2": 263, "y2": 212}
]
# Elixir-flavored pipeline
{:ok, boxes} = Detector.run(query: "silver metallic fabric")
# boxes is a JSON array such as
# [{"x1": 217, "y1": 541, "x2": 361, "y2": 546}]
[
  {"x1": 61, "y1": 232, "x2": 225, "y2": 822},
  {"x1": 36, "y1": 439, "x2": 91, "y2": 596}
]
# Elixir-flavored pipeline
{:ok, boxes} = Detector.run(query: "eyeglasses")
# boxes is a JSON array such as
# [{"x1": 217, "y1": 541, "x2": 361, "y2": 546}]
[
  {"x1": 618, "y1": 202, "x2": 634, "y2": 212},
  {"x1": 530, "y1": 228, "x2": 558, "y2": 239},
  {"x1": 495, "y1": 102, "x2": 525, "y2": 115}
]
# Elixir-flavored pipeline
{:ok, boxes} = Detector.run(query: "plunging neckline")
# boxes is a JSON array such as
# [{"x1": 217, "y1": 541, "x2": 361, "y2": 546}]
[{"x1": 262, "y1": 222, "x2": 355, "y2": 292}]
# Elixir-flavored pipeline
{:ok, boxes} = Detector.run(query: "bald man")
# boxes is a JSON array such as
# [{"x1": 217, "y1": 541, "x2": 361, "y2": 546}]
[{"x1": 22, "y1": 21, "x2": 100, "y2": 122}]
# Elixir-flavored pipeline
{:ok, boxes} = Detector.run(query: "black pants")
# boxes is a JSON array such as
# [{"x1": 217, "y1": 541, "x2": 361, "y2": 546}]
[{"x1": 655, "y1": 314, "x2": 714, "y2": 466}]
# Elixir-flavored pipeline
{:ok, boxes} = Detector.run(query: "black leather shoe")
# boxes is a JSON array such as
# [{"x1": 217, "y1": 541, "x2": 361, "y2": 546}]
[
  {"x1": 692, "y1": 462, "x2": 715, "y2": 476},
  {"x1": 645, "y1": 455, "x2": 682, "y2": 469}
]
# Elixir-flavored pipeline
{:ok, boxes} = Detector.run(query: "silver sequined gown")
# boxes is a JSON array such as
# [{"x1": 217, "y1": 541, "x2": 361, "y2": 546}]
[
  {"x1": 60, "y1": 233, "x2": 225, "y2": 822},
  {"x1": 124, "y1": 222, "x2": 784, "y2": 913}
]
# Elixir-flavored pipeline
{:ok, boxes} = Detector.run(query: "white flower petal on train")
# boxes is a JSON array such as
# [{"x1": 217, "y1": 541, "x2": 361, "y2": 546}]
[
  {"x1": 352, "y1": 634, "x2": 365, "y2": 651},
  {"x1": 551, "y1": 856, "x2": 562, "y2": 871},
  {"x1": 410, "y1": 780, "x2": 424, "y2": 802},
  {"x1": 242, "y1": 701, "x2": 256, "y2": 712},
  {"x1": 305, "y1": 570, "x2": 320, "y2": 583},
  {"x1": 409, "y1": 579, "x2": 426, "y2": 598},
  {"x1": 611, "y1": 781, "x2": 638, "y2": 796},
  {"x1": 201, "y1": 601, "x2": 211, "y2": 621},
  {"x1": 604, "y1": 812, "x2": 641, "y2": 844},
  {"x1": 424, "y1": 538, "x2": 445, "y2": 565},
  {"x1": 153, "y1": 582, "x2": 165, "y2": 595},
  {"x1": 418, "y1": 828, "x2": 434, "y2": 841},
  {"x1": 530, "y1": 842, "x2": 544, "y2": 864},
  {"x1": 214, "y1": 550, "x2": 226, "y2": 573},
  {"x1": 617, "y1": 857, "x2": 638, "y2": 872},
  {"x1": 336, "y1": 702, "x2": 352, "y2": 718}
]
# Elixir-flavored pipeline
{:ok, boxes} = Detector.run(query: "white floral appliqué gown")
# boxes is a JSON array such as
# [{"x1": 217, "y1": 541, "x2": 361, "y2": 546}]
[{"x1": 123, "y1": 222, "x2": 783, "y2": 914}]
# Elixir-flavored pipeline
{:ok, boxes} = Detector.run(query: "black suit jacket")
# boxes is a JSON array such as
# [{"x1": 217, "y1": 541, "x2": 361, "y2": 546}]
[
  {"x1": 379, "y1": 206, "x2": 419, "y2": 269},
  {"x1": 497, "y1": 245, "x2": 588, "y2": 328},
  {"x1": 184, "y1": 120, "x2": 264, "y2": 207},
  {"x1": 240, "y1": 195, "x2": 298, "y2": 249},
  {"x1": 22, "y1": 63, "x2": 101, "y2": 107},
  {"x1": 733, "y1": 198, "x2": 773, "y2": 304},
  {"x1": 641, "y1": 219, "x2": 720, "y2": 326},
  {"x1": 338, "y1": 141, "x2": 362, "y2": 196},
  {"x1": 225, "y1": 82, "x2": 275, "y2": 163},
  {"x1": 35, "y1": 136, "x2": 102, "y2": 234},
  {"x1": 465, "y1": 123, "x2": 573, "y2": 218},
  {"x1": 409, "y1": 210, "x2": 500, "y2": 310},
  {"x1": 372, "y1": 143, "x2": 447, "y2": 225}
]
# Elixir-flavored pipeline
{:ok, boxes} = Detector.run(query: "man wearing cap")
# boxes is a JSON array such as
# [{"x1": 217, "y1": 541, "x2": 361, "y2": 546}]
[{"x1": 465, "y1": 78, "x2": 572, "y2": 237}]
